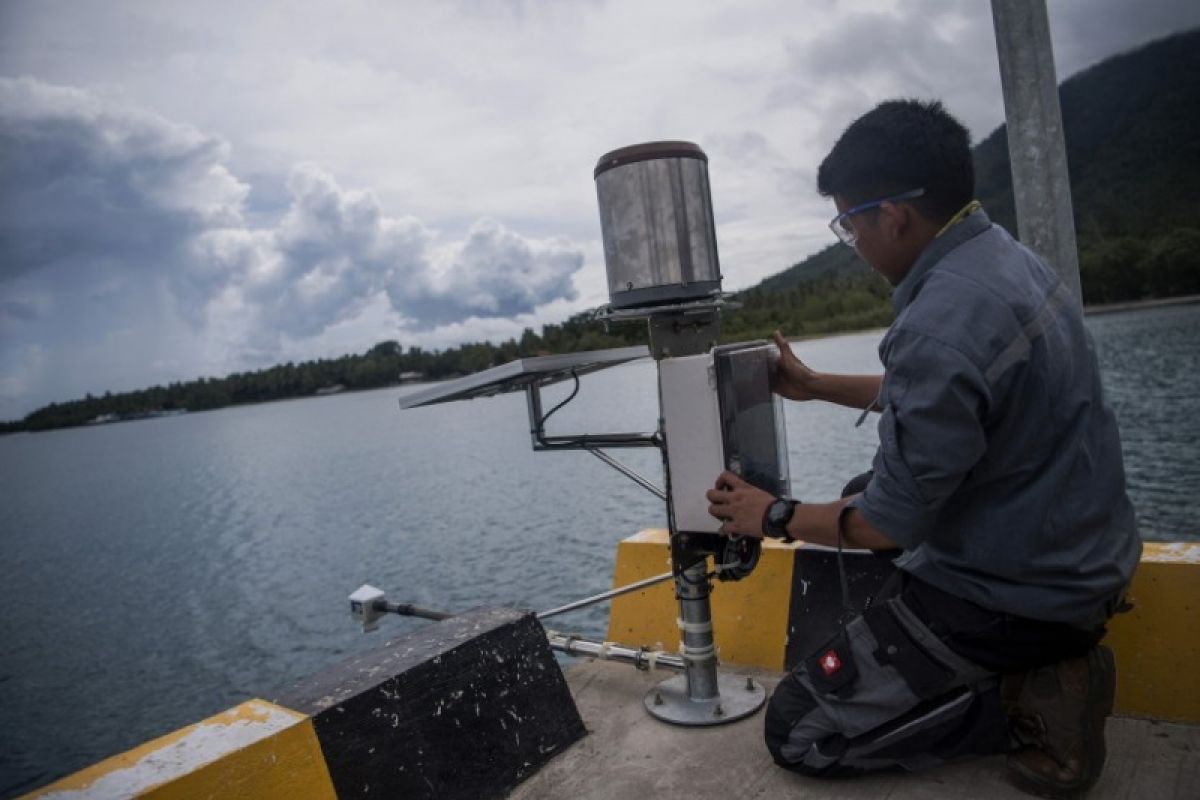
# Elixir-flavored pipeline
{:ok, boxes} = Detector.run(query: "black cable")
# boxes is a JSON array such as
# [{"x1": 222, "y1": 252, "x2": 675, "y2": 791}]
[
  {"x1": 835, "y1": 505, "x2": 854, "y2": 629},
  {"x1": 538, "y1": 369, "x2": 581, "y2": 429}
]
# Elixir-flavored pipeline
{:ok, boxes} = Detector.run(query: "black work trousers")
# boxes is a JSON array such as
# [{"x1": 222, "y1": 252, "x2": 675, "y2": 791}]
[{"x1": 764, "y1": 474, "x2": 1105, "y2": 776}]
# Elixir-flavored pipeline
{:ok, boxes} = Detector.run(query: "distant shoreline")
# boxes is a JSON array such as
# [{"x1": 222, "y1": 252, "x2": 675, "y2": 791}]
[
  {"x1": 1084, "y1": 294, "x2": 1200, "y2": 316},
  {"x1": 5, "y1": 294, "x2": 1196, "y2": 435}
]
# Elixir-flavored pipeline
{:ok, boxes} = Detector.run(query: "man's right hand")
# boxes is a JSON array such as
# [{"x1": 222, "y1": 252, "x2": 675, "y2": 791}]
[{"x1": 771, "y1": 331, "x2": 821, "y2": 401}]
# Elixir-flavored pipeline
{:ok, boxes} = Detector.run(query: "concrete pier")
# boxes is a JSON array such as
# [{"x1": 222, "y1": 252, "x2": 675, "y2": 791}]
[{"x1": 510, "y1": 659, "x2": 1200, "y2": 799}]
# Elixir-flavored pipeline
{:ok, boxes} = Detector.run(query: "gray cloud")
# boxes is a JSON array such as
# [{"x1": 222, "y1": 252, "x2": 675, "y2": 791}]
[
  {"x1": 0, "y1": 76, "x2": 248, "y2": 282},
  {"x1": 391, "y1": 217, "x2": 581, "y2": 326},
  {"x1": 0, "y1": 78, "x2": 584, "y2": 415},
  {"x1": 205, "y1": 165, "x2": 584, "y2": 337},
  {"x1": 767, "y1": 0, "x2": 1200, "y2": 154}
]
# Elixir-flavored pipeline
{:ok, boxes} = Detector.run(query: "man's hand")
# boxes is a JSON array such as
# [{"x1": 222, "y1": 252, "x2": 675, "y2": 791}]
[
  {"x1": 706, "y1": 471, "x2": 774, "y2": 538},
  {"x1": 771, "y1": 331, "x2": 821, "y2": 401},
  {"x1": 771, "y1": 330, "x2": 884, "y2": 411}
]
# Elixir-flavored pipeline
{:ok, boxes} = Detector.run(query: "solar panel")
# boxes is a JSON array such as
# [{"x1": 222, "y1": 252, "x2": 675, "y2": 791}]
[{"x1": 398, "y1": 345, "x2": 650, "y2": 409}]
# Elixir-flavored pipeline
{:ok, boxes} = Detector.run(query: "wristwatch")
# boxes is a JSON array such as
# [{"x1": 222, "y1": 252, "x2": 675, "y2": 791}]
[{"x1": 762, "y1": 498, "x2": 799, "y2": 541}]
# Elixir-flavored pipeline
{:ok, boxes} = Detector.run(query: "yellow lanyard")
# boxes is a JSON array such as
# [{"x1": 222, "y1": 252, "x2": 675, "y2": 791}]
[{"x1": 936, "y1": 200, "x2": 982, "y2": 238}]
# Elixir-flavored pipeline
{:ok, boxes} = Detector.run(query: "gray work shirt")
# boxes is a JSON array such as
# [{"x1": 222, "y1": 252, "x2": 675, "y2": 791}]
[{"x1": 852, "y1": 210, "x2": 1141, "y2": 627}]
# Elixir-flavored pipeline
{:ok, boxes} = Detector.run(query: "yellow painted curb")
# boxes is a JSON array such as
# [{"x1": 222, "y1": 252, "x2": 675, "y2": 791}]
[
  {"x1": 1105, "y1": 541, "x2": 1200, "y2": 722},
  {"x1": 607, "y1": 531, "x2": 1200, "y2": 723},
  {"x1": 23, "y1": 700, "x2": 337, "y2": 800}
]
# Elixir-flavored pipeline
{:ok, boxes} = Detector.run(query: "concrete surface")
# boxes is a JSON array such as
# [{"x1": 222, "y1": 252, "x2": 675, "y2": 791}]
[{"x1": 510, "y1": 660, "x2": 1200, "y2": 800}]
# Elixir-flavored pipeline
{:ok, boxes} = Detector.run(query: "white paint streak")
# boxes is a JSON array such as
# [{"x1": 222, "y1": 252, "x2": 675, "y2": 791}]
[
  {"x1": 626, "y1": 529, "x2": 668, "y2": 543},
  {"x1": 1146, "y1": 542, "x2": 1200, "y2": 564},
  {"x1": 36, "y1": 701, "x2": 302, "y2": 799}
]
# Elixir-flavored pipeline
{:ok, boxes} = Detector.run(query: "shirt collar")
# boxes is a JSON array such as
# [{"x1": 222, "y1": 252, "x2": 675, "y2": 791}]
[{"x1": 891, "y1": 208, "x2": 992, "y2": 313}]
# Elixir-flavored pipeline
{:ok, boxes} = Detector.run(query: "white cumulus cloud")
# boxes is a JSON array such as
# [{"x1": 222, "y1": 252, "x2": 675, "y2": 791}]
[{"x1": 0, "y1": 77, "x2": 585, "y2": 418}]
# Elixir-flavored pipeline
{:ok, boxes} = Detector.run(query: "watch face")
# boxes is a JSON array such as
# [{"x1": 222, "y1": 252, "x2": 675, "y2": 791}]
[{"x1": 767, "y1": 499, "x2": 793, "y2": 537}]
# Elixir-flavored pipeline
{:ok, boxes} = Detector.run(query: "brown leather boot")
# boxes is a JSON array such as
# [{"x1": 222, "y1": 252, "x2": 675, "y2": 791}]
[{"x1": 1005, "y1": 645, "x2": 1116, "y2": 798}]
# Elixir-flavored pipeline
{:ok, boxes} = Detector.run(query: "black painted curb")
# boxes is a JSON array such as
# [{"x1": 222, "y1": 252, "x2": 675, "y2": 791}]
[{"x1": 277, "y1": 608, "x2": 586, "y2": 799}]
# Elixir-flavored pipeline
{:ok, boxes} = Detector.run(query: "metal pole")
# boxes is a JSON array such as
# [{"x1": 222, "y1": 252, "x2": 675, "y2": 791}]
[
  {"x1": 537, "y1": 571, "x2": 674, "y2": 620},
  {"x1": 676, "y1": 560, "x2": 719, "y2": 699},
  {"x1": 586, "y1": 448, "x2": 667, "y2": 500},
  {"x1": 547, "y1": 633, "x2": 685, "y2": 671},
  {"x1": 377, "y1": 601, "x2": 453, "y2": 621},
  {"x1": 643, "y1": 557, "x2": 767, "y2": 726},
  {"x1": 990, "y1": 0, "x2": 1082, "y2": 307}
]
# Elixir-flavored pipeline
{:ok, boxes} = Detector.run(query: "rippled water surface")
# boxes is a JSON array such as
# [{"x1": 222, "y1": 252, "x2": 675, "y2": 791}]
[{"x1": 1, "y1": 303, "x2": 1195, "y2": 795}]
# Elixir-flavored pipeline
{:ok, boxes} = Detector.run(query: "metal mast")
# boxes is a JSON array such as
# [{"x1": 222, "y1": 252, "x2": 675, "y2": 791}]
[{"x1": 990, "y1": 0, "x2": 1083, "y2": 306}]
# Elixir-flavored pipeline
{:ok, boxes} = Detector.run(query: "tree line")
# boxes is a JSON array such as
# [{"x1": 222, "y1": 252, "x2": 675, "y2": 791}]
[{"x1": 0, "y1": 269, "x2": 901, "y2": 434}]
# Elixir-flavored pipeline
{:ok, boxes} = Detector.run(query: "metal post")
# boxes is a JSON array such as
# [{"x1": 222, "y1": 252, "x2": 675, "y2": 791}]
[
  {"x1": 643, "y1": 559, "x2": 764, "y2": 725},
  {"x1": 676, "y1": 561, "x2": 720, "y2": 699},
  {"x1": 990, "y1": 0, "x2": 1082, "y2": 307}
]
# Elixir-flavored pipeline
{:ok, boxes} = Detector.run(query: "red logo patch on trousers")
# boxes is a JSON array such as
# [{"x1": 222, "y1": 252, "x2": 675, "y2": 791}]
[{"x1": 819, "y1": 649, "x2": 842, "y2": 676}]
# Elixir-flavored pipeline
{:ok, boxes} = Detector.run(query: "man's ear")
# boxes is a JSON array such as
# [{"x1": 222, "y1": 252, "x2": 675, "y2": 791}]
[{"x1": 878, "y1": 200, "x2": 909, "y2": 241}]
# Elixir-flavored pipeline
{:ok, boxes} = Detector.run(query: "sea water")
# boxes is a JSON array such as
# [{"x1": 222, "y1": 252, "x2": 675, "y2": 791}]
[{"x1": 0, "y1": 303, "x2": 1195, "y2": 796}]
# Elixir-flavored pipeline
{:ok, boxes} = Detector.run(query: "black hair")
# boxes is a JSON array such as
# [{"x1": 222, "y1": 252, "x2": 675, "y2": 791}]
[{"x1": 816, "y1": 99, "x2": 974, "y2": 224}]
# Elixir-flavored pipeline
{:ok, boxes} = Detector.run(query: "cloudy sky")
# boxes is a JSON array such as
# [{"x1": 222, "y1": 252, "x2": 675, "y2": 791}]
[{"x1": 1, "y1": 0, "x2": 1197, "y2": 419}]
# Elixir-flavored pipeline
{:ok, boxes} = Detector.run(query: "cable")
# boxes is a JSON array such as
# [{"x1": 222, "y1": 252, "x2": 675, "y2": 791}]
[{"x1": 537, "y1": 369, "x2": 581, "y2": 429}]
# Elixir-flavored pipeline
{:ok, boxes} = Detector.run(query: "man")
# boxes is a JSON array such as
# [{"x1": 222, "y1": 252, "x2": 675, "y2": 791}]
[{"x1": 705, "y1": 99, "x2": 1140, "y2": 797}]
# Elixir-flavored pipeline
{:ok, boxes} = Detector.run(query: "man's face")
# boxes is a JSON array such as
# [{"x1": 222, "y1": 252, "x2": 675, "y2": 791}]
[{"x1": 833, "y1": 195, "x2": 917, "y2": 286}]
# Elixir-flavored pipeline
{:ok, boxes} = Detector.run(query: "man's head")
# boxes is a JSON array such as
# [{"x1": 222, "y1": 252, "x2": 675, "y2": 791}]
[{"x1": 817, "y1": 99, "x2": 974, "y2": 283}]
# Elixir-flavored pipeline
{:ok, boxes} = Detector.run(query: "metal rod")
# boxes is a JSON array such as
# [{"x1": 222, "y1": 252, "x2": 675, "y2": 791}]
[
  {"x1": 371, "y1": 598, "x2": 684, "y2": 672},
  {"x1": 525, "y1": 381, "x2": 546, "y2": 450},
  {"x1": 376, "y1": 601, "x2": 453, "y2": 621},
  {"x1": 547, "y1": 633, "x2": 685, "y2": 671},
  {"x1": 533, "y1": 433, "x2": 661, "y2": 450},
  {"x1": 990, "y1": 0, "x2": 1082, "y2": 306},
  {"x1": 537, "y1": 570, "x2": 674, "y2": 620},
  {"x1": 373, "y1": 571, "x2": 674, "y2": 625},
  {"x1": 586, "y1": 448, "x2": 667, "y2": 500}
]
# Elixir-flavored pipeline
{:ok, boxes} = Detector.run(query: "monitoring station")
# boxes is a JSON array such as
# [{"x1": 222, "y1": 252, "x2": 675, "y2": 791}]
[{"x1": 353, "y1": 140, "x2": 790, "y2": 726}]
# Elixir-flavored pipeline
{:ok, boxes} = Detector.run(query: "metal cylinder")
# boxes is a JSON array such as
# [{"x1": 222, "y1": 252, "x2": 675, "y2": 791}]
[
  {"x1": 675, "y1": 560, "x2": 720, "y2": 700},
  {"x1": 594, "y1": 141, "x2": 722, "y2": 309}
]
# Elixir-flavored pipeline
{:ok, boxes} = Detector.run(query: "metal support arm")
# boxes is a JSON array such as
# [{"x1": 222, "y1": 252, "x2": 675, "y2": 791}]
[
  {"x1": 525, "y1": 382, "x2": 660, "y2": 451},
  {"x1": 523, "y1": 381, "x2": 666, "y2": 499}
]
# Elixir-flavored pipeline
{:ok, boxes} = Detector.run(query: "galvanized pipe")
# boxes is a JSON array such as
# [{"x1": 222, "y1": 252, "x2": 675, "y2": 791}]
[
  {"x1": 675, "y1": 560, "x2": 720, "y2": 700},
  {"x1": 538, "y1": 570, "x2": 674, "y2": 621},
  {"x1": 547, "y1": 632, "x2": 685, "y2": 672}
]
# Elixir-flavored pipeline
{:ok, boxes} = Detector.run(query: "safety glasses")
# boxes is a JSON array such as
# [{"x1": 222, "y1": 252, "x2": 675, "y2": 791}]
[{"x1": 829, "y1": 188, "x2": 925, "y2": 246}]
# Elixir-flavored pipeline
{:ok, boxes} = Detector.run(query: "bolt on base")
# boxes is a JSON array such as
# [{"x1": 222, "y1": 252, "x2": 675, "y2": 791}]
[{"x1": 643, "y1": 672, "x2": 766, "y2": 726}]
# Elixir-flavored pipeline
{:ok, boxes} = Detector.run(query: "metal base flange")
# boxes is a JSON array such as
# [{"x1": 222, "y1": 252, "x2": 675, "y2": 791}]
[{"x1": 644, "y1": 672, "x2": 766, "y2": 726}]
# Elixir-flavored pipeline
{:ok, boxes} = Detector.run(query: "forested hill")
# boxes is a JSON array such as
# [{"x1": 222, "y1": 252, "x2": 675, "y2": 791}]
[
  {"x1": 753, "y1": 28, "x2": 1200, "y2": 302},
  {"x1": 5, "y1": 30, "x2": 1198, "y2": 433}
]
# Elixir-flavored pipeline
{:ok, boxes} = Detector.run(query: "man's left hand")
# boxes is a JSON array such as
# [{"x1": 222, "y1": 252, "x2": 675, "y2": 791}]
[{"x1": 706, "y1": 471, "x2": 774, "y2": 538}]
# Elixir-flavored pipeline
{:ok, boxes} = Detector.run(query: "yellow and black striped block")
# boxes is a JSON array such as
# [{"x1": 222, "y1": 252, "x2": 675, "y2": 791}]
[
  {"x1": 24, "y1": 609, "x2": 584, "y2": 800},
  {"x1": 607, "y1": 529, "x2": 1200, "y2": 723}
]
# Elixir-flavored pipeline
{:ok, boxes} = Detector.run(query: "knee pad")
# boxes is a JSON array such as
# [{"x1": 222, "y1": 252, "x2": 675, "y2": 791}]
[{"x1": 764, "y1": 673, "x2": 818, "y2": 765}]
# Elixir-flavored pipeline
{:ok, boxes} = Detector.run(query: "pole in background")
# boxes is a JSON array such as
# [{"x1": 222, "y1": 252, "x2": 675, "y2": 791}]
[{"x1": 990, "y1": 0, "x2": 1083, "y2": 307}]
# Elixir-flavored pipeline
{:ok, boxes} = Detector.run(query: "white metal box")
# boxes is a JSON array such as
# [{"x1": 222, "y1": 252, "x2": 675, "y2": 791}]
[{"x1": 659, "y1": 343, "x2": 790, "y2": 534}]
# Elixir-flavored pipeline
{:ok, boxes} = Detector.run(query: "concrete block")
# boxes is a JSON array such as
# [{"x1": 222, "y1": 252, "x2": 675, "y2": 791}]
[{"x1": 277, "y1": 608, "x2": 585, "y2": 799}]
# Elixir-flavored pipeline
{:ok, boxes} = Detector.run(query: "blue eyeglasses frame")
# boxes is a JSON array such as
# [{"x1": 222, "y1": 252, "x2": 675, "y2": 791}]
[{"x1": 829, "y1": 188, "x2": 925, "y2": 245}]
